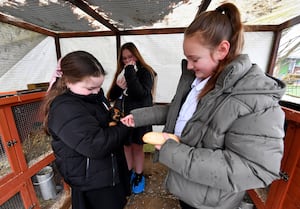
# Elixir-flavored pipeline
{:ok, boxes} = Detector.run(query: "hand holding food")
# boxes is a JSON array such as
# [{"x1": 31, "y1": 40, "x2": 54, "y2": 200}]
[{"x1": 142, "y1": 132, "x2": 179, "y2": 145}]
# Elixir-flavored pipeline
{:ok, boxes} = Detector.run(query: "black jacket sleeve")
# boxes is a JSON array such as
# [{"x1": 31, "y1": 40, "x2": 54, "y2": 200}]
[
  {"x1": 124, "y1": 64, "x2": 153, "y2": 99},
  {"x1": 107, "y1": 84, "x2": 124, "y2": 102},
  {"x1": 49, "y1": 97, "x2": 129, "y2": 159}
]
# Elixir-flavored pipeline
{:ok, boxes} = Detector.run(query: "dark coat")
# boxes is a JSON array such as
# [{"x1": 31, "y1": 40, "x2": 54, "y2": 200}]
[
  {"x1": 109, "y1": 62, "x2": 155, "y2": 142},
  {"x1": 48, "y1": 89, "x2": 129, "y2": 191}
]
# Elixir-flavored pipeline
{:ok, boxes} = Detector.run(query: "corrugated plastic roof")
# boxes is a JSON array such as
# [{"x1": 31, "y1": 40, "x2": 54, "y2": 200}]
[{"x1": 0, "y1": 0, "x2": 299, "y2": 33}]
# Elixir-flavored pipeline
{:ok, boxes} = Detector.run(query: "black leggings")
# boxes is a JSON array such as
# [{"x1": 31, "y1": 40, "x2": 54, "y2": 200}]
[
  {"x1": 179, "y1": 200, "x2": 197, "y2": 209},
  {"x1": 72, "y1": 184, "x2": 127, "y2": 209}
]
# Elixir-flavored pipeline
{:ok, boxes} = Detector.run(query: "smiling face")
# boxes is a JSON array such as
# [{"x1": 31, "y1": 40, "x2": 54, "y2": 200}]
[
  {"x1": 183, "y1": 36, "x2": 219, "y2": 79},
  {"x1": 183, "y1": 36, "x2": 230, "y2": 79},
  {"x1": 67, "y1": 75, "x2": 104, "y2": 95}
]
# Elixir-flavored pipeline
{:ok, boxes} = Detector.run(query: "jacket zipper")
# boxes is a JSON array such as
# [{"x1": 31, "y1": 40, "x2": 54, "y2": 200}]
[
  {"x1": 111, "y1": 153, "x2": 116, "y2": 186},
  {"x1": 86, "y1": 157, "x2": 90, "y2": 178}
]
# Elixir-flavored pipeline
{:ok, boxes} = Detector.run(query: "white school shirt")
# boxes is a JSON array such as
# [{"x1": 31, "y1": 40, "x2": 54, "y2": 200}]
[{"x1": 174, "y1": 77, "x2": 210, "y2": 137}]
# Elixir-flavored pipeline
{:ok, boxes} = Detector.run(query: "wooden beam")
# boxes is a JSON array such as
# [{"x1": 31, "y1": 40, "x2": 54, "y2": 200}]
[
  {"x1": 267, "y1": 30, "x2": 282, "y2": 75},
  {"x1": 278, "y1": 14, "x2": 300, "y2": 31},
  {"x1": 245, "y1": 25, "x2": 281, "y2": 32},
  {"x1": 117, "y1": 25, "x2": 279, "y2": 35},
  {"x1": 116, "y1": 35, "x2": 121, "y2": 59},
  {"x1": 66, "y1": 0, "x2": 119, "y2": 33},
  {"x1": 56, "y1": 27, "x2": 186, "y2": 37},
  {"x1": 57, "y1": 30, "x2": 115, "y2": 38},
  {"x1": 55, "y1": 25, "x2": 280, "y2": 37},
  {"x1": 55, "y1": 36, "x2": 62, "y2": 60},
  {"x1": 0, "y1": 13, "x2": 56, "y2": 36},
  {"x1": 195, "y1": 0, "x2": 212, "y2": 17},
  {"x1": 119, "y1": 27, "x2": 186, "y2": 35}
]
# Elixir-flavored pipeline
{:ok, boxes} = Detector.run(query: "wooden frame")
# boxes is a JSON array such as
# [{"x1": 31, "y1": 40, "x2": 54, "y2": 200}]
[{"x1": 0, "y1": 91, "x2": 70, "y2": 209}]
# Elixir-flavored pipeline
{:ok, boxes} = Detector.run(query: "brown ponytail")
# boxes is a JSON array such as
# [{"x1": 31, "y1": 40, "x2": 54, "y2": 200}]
[{"x1": 185, "y1": 3, "x2": 244, "y2": 98}]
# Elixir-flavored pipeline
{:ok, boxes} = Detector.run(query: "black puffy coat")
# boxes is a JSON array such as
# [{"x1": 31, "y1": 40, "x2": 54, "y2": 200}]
[
  {"x1": 108, "y1": 62, "x2": 154, "y2": 141},
  {"x1": 48, "y1": 89, "x2": 129, "y2": 191}
]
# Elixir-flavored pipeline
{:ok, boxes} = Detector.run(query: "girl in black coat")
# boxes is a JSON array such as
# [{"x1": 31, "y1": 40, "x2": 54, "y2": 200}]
[
  {"x1": 107, "y1": 42, "x2": 156, "y2": 194},
  {"x1": 43, "y1": 51, "x2": 130, "y2": 209}
]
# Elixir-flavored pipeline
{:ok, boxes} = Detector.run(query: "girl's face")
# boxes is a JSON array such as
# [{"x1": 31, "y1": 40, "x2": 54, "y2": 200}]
[
  {"x1": 183, "y1": 36, "x2": 220, "y2": 79},
  {"x1": 122, "y1": 49, "x2": 137, "y2": 65},
  {"x1": 67, "y1": 75, "x2": 104, "y2": 95}
]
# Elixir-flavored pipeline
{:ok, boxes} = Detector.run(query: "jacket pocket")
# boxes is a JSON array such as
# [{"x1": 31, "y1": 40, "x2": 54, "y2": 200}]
[
  {"x1": 166, "y1": 171, "x2": 221, "y2": 208},
  {"x1": 59, "y1": 156, "x2": 87, "y2": 187}
]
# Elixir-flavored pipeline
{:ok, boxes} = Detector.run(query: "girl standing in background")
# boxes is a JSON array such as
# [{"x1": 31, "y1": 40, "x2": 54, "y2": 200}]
[{"x1": 107, "y1": 42, "x2": 156, "y2": 194}]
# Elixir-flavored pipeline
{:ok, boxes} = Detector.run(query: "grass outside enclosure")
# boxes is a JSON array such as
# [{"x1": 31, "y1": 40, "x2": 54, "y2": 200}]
[
  {"x1": 286, "y1": 85, "x2": 300, "y2": 98},
  {"x1": 143, "y1": 144, "x2": 155, "y2": 152}
]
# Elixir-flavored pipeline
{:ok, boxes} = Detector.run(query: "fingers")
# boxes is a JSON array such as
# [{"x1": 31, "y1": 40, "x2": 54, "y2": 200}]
[
  {"x1": 116, "y1": 77, "x2": 127, "y2": 89},
  {"x1": 162, "y1": 132, "x2": 180, "y2": 142},
  {"x1": 124, "y1": 61, "x2": 136, "y2": 69},
  {"x1": 154, "y1": 132, "x2": 179, "y2": 150},
  {"x1": 120, "y1": 114, "x2": 135, "y2": 127},
  {"x1": 162, "y1": 132, "x2": 169, "y2": 139}
]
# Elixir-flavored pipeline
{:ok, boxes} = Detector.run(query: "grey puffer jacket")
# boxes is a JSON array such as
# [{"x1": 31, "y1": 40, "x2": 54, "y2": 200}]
[{"x1": 131, "y1": 54, "x2": 286, "y2": 209}]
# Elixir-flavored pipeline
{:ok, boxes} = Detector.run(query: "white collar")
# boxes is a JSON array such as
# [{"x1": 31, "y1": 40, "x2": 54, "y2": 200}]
[{"x1": 191, "y1": 77, "x2": 210, "y2": 91}]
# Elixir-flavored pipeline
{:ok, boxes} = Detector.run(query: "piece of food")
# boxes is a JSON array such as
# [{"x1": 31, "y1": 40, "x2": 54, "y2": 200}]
[{"x1": 142, "y1": 132, "x2": 179, "y2": 145}]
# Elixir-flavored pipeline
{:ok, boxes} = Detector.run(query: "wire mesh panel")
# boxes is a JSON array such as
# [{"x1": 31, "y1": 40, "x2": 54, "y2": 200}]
[
  {"x1": 286, "y1": 84, "x2": 300, "y2": 98},
  {"x1": 11, "y1": 101, "x2": 52, "y2": 167},
  {"x1": 0, "y1": 135, "x2": 11, "y2": 178},
  {"x1": 0, "y1": 192, "x2": 25, "y2": 209}
]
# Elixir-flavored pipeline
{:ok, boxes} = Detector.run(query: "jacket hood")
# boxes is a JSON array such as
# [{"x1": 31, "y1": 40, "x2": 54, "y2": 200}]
[{"x1": 216, "y1": 54, "x2": 286, "y2": 99}]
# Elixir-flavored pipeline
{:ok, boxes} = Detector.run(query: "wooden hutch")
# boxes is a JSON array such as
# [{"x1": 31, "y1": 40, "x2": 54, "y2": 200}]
[
  {"x1": 248, "y1": 101, "x2": 300, "y2": 209},
  {"x1": 0, "y1": 90, "x2": 70, "y2": 209}
]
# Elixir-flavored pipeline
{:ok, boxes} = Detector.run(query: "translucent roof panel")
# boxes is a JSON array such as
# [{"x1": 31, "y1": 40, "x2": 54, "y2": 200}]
[
  {"x1": 88, "y1": 0, "x2": 300, "y2": 29},
  {"x1": 88, "y1": 0, "x2": 199, "y2": 29},
  {"x1": 209, "y1": 0, "x2": 300, "y2": 25},
  {"x1": 0, "y1": 0, "x2": 300, "y2": 32},
  {"x1": 0, "y1": 0, "x2": 110, "y2": 32}
]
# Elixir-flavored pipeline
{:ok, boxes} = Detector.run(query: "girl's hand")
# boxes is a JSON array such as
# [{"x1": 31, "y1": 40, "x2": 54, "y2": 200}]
[
  {"x1": 121, "y1": 114, "x2": 135, "y2": 127},
  {"x1": 116, "y1": 76, "x2": 127, "y2": 89},
  {"x1": 155, "y1": 132, "x2": 178, "y2": 150},
  {"x1": 142, "y1": 132, "x2": 179, "y2": 151},
  {"x1": 125, "y1": 60, "x2": 136, "y2": 67}
]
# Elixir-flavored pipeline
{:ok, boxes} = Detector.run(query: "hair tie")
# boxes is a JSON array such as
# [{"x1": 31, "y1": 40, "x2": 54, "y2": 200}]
[
  {"x1": 216, "y1": 7, "x2": 225, "y2": 14},
  {"x1": 47, "y1": 58, "x2": 63, "y2": 92}
]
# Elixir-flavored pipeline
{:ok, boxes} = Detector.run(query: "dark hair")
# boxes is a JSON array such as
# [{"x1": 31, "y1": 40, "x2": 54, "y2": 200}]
[
  {"x1": 42, "y1": 50, "x2": 106, "y2": 133},
  {"x1": 185, "y1": 3, "x2": 244, "y2": 98},
  {"x1": 107, "y1": 42, "x2": 156, "y2": 101}
]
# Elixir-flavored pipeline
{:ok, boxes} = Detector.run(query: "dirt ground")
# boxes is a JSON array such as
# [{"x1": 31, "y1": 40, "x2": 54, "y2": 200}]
[
  {"x1": 124, "y1": 152, "x2": 181, "y2": 209},
  {"x1": 64, "y1": 151, "x2": 180, "y2": 209},
  {"x1": 63, "y1": 151, "x2": 255, "y2": 209},
  {"x1": 125, "y1": 152, "x2": 256, "y2": 209}
]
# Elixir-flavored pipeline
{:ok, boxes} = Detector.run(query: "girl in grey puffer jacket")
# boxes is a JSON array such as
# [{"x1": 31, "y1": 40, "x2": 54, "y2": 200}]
[{"x1": 121, "y1": 2, "x2": 285, "y2": 209}]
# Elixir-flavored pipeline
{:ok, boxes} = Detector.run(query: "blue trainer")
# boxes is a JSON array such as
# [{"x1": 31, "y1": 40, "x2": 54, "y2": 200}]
[
  {"x1": 132, "y1": 174, "x2": 145, "y2": 194},
  {"x1": 130, "y1": 170, "x2": 136, "y2": 185}
]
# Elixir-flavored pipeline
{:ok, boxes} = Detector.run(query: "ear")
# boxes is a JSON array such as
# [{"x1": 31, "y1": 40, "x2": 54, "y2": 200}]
[{"x1": 215, "y1": 40, "x2": 230, "y2": 60}]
